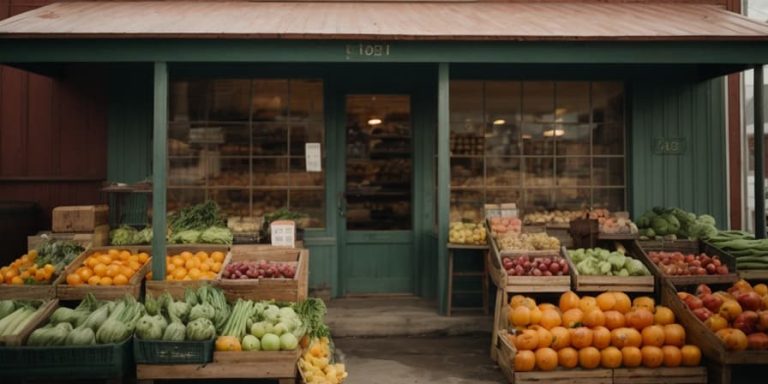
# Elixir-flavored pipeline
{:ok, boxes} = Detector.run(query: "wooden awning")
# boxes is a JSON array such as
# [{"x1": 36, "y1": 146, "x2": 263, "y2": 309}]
[{"x1": 1, "y1": 1, "x2": 768, "y2": 41}]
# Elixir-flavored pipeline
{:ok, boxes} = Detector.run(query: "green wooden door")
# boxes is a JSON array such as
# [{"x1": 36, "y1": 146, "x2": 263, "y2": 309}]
[{"x1": 338, "y1": 94, "x2": 415, "y2": 294}]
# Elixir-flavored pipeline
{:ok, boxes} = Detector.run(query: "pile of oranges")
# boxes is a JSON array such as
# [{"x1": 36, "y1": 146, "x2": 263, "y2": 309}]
[
  {"x1": 506, "y1": 291, "x2": 702, "y2": 372},
  {"x1": 65, "y1": 249, "x2": 150, "y2": 286},
  {"x1": 163, "y1": 251, "x2": 224, "y2": 281},
  {"x1": 0, "y1": 250, "x2": 56, "y2": 285}
]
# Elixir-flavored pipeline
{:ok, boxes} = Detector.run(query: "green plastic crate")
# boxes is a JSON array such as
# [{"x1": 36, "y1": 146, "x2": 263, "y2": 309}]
[
  {"x1": 133, "y1": 335, "x2": 214, "y2": 364},
  {"x1": 0, "y1": 337, "x2": 133, "y2": 379}
]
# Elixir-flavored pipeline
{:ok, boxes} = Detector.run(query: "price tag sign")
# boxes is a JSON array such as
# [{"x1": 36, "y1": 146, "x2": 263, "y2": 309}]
[
  {"x1": 305, "y1": 143, "x2": 322, "y2": 172},
  {"x1": 270, "y1": 220, "x2": 296, "y2": 248}
]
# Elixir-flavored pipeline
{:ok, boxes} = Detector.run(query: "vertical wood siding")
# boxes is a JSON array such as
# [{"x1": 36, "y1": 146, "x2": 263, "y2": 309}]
[
  {"x1": 0, "y1": 0, "x2": 108, "y2": 228},
  {"x1": 630, "y1": 78, "x2": 728, "y2": 225}
]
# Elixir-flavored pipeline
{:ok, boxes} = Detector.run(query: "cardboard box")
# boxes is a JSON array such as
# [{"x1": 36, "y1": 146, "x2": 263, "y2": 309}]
[
  {"x1": 52, "y1": 205, "x2": 109, "y2": 233},
  {"x1": 28, "y1": 224, "x2": 109, "y2": 250}
]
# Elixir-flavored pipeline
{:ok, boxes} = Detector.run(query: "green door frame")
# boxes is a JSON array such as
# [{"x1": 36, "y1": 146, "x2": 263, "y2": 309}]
[{"x1": 332, "y1": 72, "x2": 433, "y2": 296}]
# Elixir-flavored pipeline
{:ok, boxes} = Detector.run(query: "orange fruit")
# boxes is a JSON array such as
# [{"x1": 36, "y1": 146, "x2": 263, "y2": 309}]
[
  {"x1": 66, "y1": 273, "x2": 82, "y2": 286},
  {"x1": 601, "y1": 346, "x2": 623, "y2": 368},
  {"x1": 533, "y1": 326, "x2": 553, "y2": 349},
  {"x1": 120, "y1": 266, "x2": 134, "y2": 277},
  {"x1": 579, "y1": 296, "x2": 599, "y2": 313},
  {"x1": 654, "y1": 305, "x2": 676, "y2": 325},
  {"x1": 87, "y1": 275, "x2": 101, "y2": 285},
  {"x1": 681, "y1": 345, "x2": 702, "y2": 366},
  {"x1": 43, "y1": 264, "x2": 54, "y2": 272},
  {"x1": 557, "y1": 347, "x2": 579, "y2": 368},
  {"x1": 662, "y1": 345, "x2": 682, "y2": 367},
  {"x1": 549, "y1": 326, "x2": 571, "y2": 350},
  {"x1": 613, "y1": 292, "x2": 632, "y2": 314},
  {"x1": 172, "y1": 256, "x2": 185, "y2": 267},
  {"x1": 540, "y1": 309, "x2": 562, "y2": 330},
  {"x1": 570, "y1": 327, "x2": 593, "y2": 349},
  {"x1": 515, "y1": 329, "x2": 540, "y2": 351},
  {"x1": 93, "y1": 264, "x2": 108, "y2": 277},
  {"x1": 106, "y1": 265, "x2": 120, "y2": 278},
  {"x1": 535, "y1": 347, "x2": 558, "y2": 371},
  {"x1": 188, "y1": 268, "x2": 202, "y2": 280},
  {"x1": 641, "y1": 325, "x2": 666, "y2": 347},
  {"x1": 592, "y1": 326, "x2": 612, "y2": 349},
  {"x1": 604, "y1": 310, "x2": 626, "y2": 330},
  {"x1": 194, "y1": 251, "x2": 208, "y2": 260},
  {"x1": 113, "y1": 274, "x2": 129, "y2": 286},
  {"x1": 98, "y1": 255, "x2": 112, "y2": 265},
  {"x1": 199, "y1": 263, "x2": 211, "y2": 273},
  {"x1": 182, "y1": 276, "x2": 192, "y2": 281},
  {"x1": 560, "y1": 291, "x2": 580, "y2": 312},
  {"x1": 99, "y1": 276, "x2": 113, "y2": 286},
  {"x1": 212, "y1": 262, "x2": 222, "y2": 273},
  {"x1": 626, "y1": 308, "x2": 654, "y2": 330},
  {"x1": 138, "y1": 252, "x2": 150, "y2": 264},
  {"x1": 119, "y1": 250, "x2": 132, "y2": 260},
  {"x1": 633, "y1": 296, "x2": 656, "y2": 312},
  {"x1": 0, "y1": 274, "x2": 4, "y2": 284},
  {"x1": 173, "y1": 268, "x2": 187, "y2": 280},
  {"x1": 621, "y1": 346, "x2": 643, "y2": 367},
  {"x1": 514, "y1": 350, "x2": 536, "y2": 372},
  {"x1": 108, "y1": 249, "x2": 120, "y2": 258},
  {"x1": 85, "y1": 257, "x2": 100, "y2": 268},
  {"x1": 184, "y1": 258, "x2": 199, "y2": 270},
  {"x1": 20, "y1": 271, "x2": 31, "y2": 280},
  {"x1": 511, "y1": 306, "x2": 532, "y2": 327},
  {"x1": 641, "y1": 346, "x2": 664, "y2": 368},
  {"x1": 596, "y1": 292, "x2": 617, "y2": 311},
  {"x1": 167, "y1": 263, "x2": 177, "y2": 273},
  {"x1": 578, "y1": 346, "x2": 601, "y2": 369},
  {"x1": 211, "y1": 251, "x2": 225, "y2": 262},
  {"x1": 10, "y1": 276, "x2": 23, "y2": 285},
  {"x1": 128, "y1": 260, "x2": 142, "y2": 271},
  {"x1": 583, "y1": 309, "x2": 606, "y2": 328},
  {"x1": 612, "y1": 327, "x2": 642, "y2": 348},
  {"x1": 562, "y1": 308, "x2": 584, "y2": 328},
  {"x1": 181, "y1": 251, "x2": 193, "y2": 260},
  {"x1": 77, "y1": 267, "x2": 94, "y2": 281},
  {"x1": 663, "y1": 324, "x2": 686, "y2": 347}
]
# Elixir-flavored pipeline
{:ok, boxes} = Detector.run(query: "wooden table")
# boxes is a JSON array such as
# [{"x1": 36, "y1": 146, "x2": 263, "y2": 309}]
[{"x1": 447, "y1": 243, "x2": 490, "y2": 316}]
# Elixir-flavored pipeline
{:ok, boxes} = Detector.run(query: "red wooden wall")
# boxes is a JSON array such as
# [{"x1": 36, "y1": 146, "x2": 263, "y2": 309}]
[{"x1": 0, "y1": 0, "x2": 108, "y2": 229}]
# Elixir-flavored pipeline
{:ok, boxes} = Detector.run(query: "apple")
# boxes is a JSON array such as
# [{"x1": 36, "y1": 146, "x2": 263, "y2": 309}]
[
  {"x1": 696, "y1": 284, "x2": 712, "y2": 297},
  {"x1": 683, "y1": 295, "x2": 704, "y2": 310},
  {"x1": 747, "y1": 332, "x2": 768, "y2": 350},
  {"x1": 702, "y1": 294, "x2": 724, "y2": 313},
  {"x1": 737, "y1": 292, "x2": 763, "y2": 312},
  {"x1": 692, "y1": 307, "x2": 714, "y2": 322},
  {"x1": 734, "y1": 311, "x2": 760, "y2": 335}
]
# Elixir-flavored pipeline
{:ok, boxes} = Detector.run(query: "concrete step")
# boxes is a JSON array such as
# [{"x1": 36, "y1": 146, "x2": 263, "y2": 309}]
[{"x1": 326, "y1": 296, "x2": 493, "y2": 337}]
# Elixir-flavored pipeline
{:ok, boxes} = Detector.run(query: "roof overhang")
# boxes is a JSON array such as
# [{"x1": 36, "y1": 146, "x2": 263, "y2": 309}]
[{"x1": 0, "y1": 2, "x2": 767, "y2": 78}]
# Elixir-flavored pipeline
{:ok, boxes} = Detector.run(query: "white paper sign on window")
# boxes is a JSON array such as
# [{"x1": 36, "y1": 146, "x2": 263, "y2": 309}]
[
  {"x1": 305, "y1": 143, "x2": 322, "y2": 172},
  {"x1": 270, "y1": 220, "x2": 296, "y2": 248}
]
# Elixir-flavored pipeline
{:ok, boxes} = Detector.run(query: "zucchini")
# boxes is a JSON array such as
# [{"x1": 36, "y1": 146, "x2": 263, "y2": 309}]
[{"x1": 735, "y1": 262, "x2": 768, "y2": 270}]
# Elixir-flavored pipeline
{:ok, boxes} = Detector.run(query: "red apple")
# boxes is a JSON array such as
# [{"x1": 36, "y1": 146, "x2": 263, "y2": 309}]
[
  {"x1": 696, "y1": 284, "x2": 712, "y2": 297},
  {"x1": 734, "y1": 311, "x2": 760, "y2": 335},
  {"x1": 737, "y1": 292, "x2": 763, "y2": 312},
  {"x1": 702, "y1": 294, "x2": 724, "y2": 313},
  {"x1": 747, "y1": 332, "x2": 768, "y2": 350},
  {"x1": 692, "y1": 307, "x2": 714, "y2": 322},
  {"x1": 759, "y1": 311, "x2": 768, "y2": 332},
  {"x1": 683, "y1": 295, "x2": 704, "y2": 310}
]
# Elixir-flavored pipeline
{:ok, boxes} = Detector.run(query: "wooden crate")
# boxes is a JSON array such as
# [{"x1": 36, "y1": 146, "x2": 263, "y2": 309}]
[
  {"x1": 737, "y1": 270, "x2": 768, "y2": 280},
  {"x1": 0, "y1": 299, "x2": 58, "y2": 346},
  {"x1": 0, "y1": 275, "x2": 62, "y2": 300},
  {"x1": 136, "y1": 349, "x2": 299, "y2": 383},
  {"x1": 488, "y1": 235, "x2": 571, "y2": 293},
  {"x1": 496, "y1": 330, "x2": 613, "y2": 384},
  {"x1": 28, "y1": 226, "x2": 107, "y2": 250},
  {"x1": 218, "y1": 245, "x2": 308, "y2": 302},
  {"x1": 145, "y1": 245, "x2": 231, "y2": 300},
  {"x1": 563, "y1": 241, "x2": 655, "y2": 293},
  {"x1": 660, "y1": 279, "x2": 768, "y2": 365},
  {"x1": 56, "y1": 246, "x2": 151, "y2": 301},
  {"x1": 613, "y1": 367, "x2": 707, "y2": 384},
  {"x1": 638, "y1": 241, "x2": 738, "y2": 287},
  {"x1": 638, "y1": 239, "x2": 701, "y2": 255},
  {"x1": 52, "y1": 205, "x2": 109, "y2": 233}
]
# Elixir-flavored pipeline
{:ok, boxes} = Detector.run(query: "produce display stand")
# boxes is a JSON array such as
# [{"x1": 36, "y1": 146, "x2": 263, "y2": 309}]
[
  {"x1": 218, "y1": 245, "x2": 309, "y2": 302},
  {"x1": 562, "y1": 241, "x2": 655, "y2": 293},
  {"x1": 660, "y1": 279, "x2": 768, "y2": 384},
  {"x1": 496, "y1": 330, "x2": 613, "y2": 384},
  {"x1": 447, "y1": 243, "x2": 489, "y2": 316},
  {"x1": 638, "y1": 238, "x2": 700, "y2": 255},
  {"x1": 56, "y1": 246, "x2": 151, "y2": 300},
  {"x1": 637, "y1": 241, "x2": 738, "y2": 287},
  {"x1": 736, "y1": 270, "x2": 768, "y2": 280},
  {"x1": 145, "y1": 245, "x2": 231, "y2": 299},
  {"x1": 136, "y1": 349, "x2": 301, "y2": 384},
  {"x1": 496, "y1": 329, "x2": 706, "y2": 384},
  {"x1": 0, "y1": 299, "x2": 58, "y2": 346}
]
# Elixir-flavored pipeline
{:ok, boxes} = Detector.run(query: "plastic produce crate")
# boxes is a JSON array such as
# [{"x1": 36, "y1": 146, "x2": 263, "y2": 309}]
[
  {"x1": 133, "y1": 335, "x2": 214, "y2": 364},
  {"x1": 0, "y1": 337, "x2": 133, "y2": 379}
]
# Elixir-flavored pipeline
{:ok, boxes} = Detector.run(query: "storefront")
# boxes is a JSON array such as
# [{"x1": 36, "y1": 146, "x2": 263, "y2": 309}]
[{"x1": 1, "y1": 1, "x2": 767, "y2": 313}]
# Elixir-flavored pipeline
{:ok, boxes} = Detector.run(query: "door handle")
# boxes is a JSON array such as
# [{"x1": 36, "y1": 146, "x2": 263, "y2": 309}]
[{"x1": 338, "y1": 192, "x2": 347, "y2": 217}]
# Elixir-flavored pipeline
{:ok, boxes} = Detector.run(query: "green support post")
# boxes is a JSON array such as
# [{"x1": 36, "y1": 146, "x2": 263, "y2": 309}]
[
  {"x1": 152, "y1": 62, "x2": 168, "y2": 279},
  {"x1": 437, "y1": 63, "x2": 450, "y2": 314}
]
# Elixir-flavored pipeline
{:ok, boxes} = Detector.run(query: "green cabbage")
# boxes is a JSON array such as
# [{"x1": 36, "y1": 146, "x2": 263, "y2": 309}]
[
  {"x1": 135, "y1": 227, "x2": 153, "y2": 245},
  {"x1": 651, "y1": 216, "x2": 670, "y2": 236},
  {"x1": 199, "y1": 226, "x2": 233, "y2": 245},
  {"x1": 697, "y1": 214, "x2": 716, "y2": 226},
  {"x1": 186, "y1": 318, "x2": 215, "y2": 341},
  {"x1": 624, "y1": 258, "x2": 650, "y2": 276},
  {"x1": 162, "y1": 321, "x2": 186, "y2": 341},
  {"x1": 110, "y1": 225, "x2": 138, "y2": 245},
  {"x1": 170, "y1": 230, "x2": 201, "y2": 244}
]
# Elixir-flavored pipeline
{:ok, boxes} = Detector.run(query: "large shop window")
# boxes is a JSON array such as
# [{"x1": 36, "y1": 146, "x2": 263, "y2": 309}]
[
  {"x1": 449, "y1": 81, "x2": 625, "y2": 222},
  {"x1": 168, "y1": 79, "x2": 325, "y2": 228}
]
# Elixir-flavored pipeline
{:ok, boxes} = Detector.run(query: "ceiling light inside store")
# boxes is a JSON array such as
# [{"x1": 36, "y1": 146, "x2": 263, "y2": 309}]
[
  {"x1": 543, "y1": 129, "x2": 565, "y2": 137},
  {"x1": 368, "y1": 118, "x2": 382, "y2": 126},
  {"x1": 492, "y1": 119, "x2": 506, "y2": 125}
]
